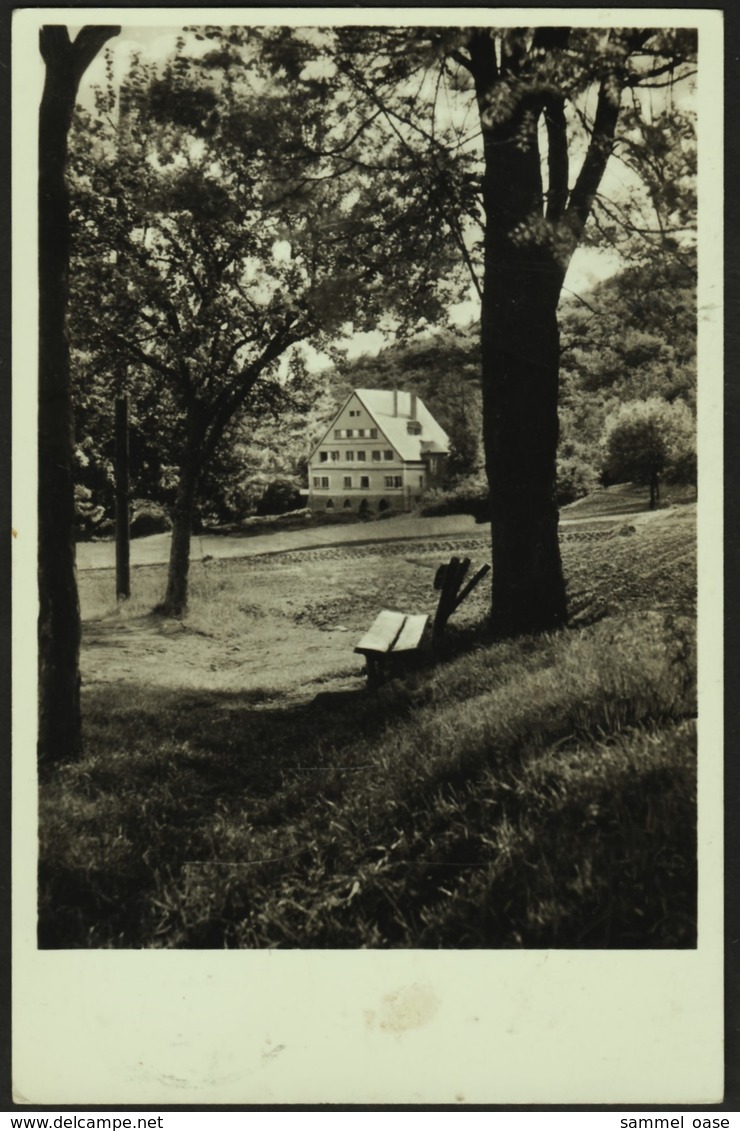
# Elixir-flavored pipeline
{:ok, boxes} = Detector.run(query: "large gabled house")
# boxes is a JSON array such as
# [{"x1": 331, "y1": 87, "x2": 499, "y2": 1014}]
[{"x1": 306, "y1": 389, "x2": 450, "y2": 514}]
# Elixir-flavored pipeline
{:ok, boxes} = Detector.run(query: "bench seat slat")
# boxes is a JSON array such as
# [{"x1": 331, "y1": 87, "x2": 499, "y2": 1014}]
[
  {"x1": 354, "y1": 609, "x2": 406, "y2": 655},
  {"x1": 392, "y1": 613, "x2": 428, "y2": 652}
]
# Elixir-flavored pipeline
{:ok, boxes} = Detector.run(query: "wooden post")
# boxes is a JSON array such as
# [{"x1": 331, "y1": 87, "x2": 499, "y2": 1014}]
[
  {"x1": 114, "y1": 395, "x2": 130, "y2": 600},
  {"x1": 433, "y1": 556, "x2": 471, "y2": 637},
  {"x1": 432, "y1": 556, "x2": 490, "y2": 638},
  {"x1": 452, "y1": 563, "x2": 491, "y2": 613}
]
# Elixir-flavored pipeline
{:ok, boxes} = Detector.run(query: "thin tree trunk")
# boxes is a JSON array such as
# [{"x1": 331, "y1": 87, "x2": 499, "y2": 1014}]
[
  {"x1": 37, "y1": 26, "x2": 119, "y2": 765},
  {"x1": 158, "y1": 452, "x2": 199, "y2": 618},
  {"x1": 114, "y1": 394, "x2": 130, "y2": 599}
]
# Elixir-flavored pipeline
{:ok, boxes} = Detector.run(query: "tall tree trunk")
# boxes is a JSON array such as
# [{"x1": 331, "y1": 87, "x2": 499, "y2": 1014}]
[
  {"x1": 38, "y1": 51, "x2": 81, "y2": 764},
  {"x1": 37, "y1": 26, "x2": 119, "y2": 766},
  {"x1": 464, "y1": 28, "x2": 635, "y2": 636},
  {"x1": 158, "y1": 447, "x2": 200, "y2": 618},
  {"x1": 471, "y1": 40, "x2": 568, "y2": 637},
  {"x1": 481, "y1": 250, "x2": 567, "y2": 636}
]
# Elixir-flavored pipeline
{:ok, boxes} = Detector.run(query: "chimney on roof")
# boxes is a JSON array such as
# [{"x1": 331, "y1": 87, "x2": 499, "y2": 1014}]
[
  {"x1": 392, "y1": 389, "x2": 398, "y2": 417},
  {"x1": 410, "y1": 392, "x2": 417, "y2": 420}
]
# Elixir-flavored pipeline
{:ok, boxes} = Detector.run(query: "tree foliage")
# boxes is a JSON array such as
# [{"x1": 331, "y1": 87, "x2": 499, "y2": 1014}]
[
  {"x1": 557, "y1": 258, "x2": 696, "y2": 495},
  {"x1": 319, "y1": 25, "x2": 697, "y2": 632},
  {"x1": 69, "y1": 23, "x2": 697, "y2": 629},
  {"x1": 69, "y1": 28, "x2": 463, "y2": 610},
  {"x1": 601, "y1": 396, "x2": 696, "y2": 508}
]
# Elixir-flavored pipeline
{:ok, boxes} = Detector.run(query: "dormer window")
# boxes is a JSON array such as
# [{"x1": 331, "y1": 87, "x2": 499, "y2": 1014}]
[{"x1": 407, "y1": 421, "x2": 422, "y2": 435}]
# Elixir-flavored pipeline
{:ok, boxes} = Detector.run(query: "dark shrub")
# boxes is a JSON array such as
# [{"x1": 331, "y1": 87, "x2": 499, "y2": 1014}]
[
  {"x1": 130, "y1": 499, "x2": 172, "y2": 538},
  {"x1": 556, "y1": 455, "x2": 600, "y2": 507},
  {"x1": 255, "y1": 477, "x2": 303, "y2": 516},
  {"x1": 74, "y1": 484, "x2": 112, "y2": 540},
  {"x1": 420, "y1": 475, "x2": 489, "y2": 521}
]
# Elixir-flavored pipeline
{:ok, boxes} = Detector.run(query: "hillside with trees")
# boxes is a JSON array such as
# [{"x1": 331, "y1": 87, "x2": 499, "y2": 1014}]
[{"x1": 71, "y1": 257, "x2": 696, "y2": 532}]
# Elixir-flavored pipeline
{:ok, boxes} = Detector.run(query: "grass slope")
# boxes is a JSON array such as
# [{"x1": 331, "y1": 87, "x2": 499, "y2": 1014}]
[{"x1": 39, "y1": 505, "x2": 697, "y2": 949}]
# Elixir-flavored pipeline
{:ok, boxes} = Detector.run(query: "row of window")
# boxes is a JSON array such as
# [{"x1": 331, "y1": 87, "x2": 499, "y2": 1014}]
[
  {"x1": 334, "y1": 422, "x2": 422, "y2": 439},
  {"x1": 319, "y1": 449, "x2": 394, "y2": 463},
  {"x1": 313, "y1": 475, "x2": 405, "y2": 490},
  {"x1": 334, "y1": 427, "x2": 378, "y2": 439}
]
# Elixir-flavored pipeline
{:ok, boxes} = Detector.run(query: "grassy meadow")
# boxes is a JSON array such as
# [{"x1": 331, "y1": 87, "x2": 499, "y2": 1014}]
[{"x1": 39, "y1": 494, "x2": 698, "y2": 949}]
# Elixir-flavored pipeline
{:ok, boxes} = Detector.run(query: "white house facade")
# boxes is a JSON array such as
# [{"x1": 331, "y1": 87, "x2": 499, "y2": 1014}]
[{"x1": 306, "y1": 389, "x2": 450, "y2": 514}]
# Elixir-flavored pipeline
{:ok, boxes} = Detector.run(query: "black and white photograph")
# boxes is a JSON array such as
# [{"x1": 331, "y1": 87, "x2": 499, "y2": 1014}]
[{"x1": 13, "y1": 6, "x2": 724, "y2": 1105}]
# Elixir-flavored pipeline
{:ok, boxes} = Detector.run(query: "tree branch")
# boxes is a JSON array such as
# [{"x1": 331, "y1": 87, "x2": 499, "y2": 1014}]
[
  {"x1": 531, "y1": 27, "x2": 571, "y2": 50},
  {"x1": 627, "y1": 58, "x2": 685, "y2": 86},
  {"x1": 633, "y1": 74, "x2": 697, "y2": 89},
  {"x1": 448, "y1": 48, "x2": 475, "y2": 76},
  {"x1": 201, "y1": 323, "x2": 301, "y2": 464},
  {"x1": 565, "y1": 79, "x2": 622, "y2": 239},
  {"x1": 40, "y1": 25, "x2": 120, "y2": 83},
  {"x1": 109, "y1": 334, "x2": 180, "y2": 384},
  {"x1": 39, "y1": 25, "x2": 71, "y2": 66},
  {"x1": 500, "y1": 29, "x2": 528, "y2": 77},
  {"x1": 560, "y1": 286, "x2": 600, "y2": 315},
  {"x1": 566, "y1": 29, "x2": 656, "y2": 243},
  {"x1": 70, "y1": 25, "x2": 121, "y2": 83},
  {"x1": 544, "y1": 93, "x2": 568, "y2": 221},
  {"x1": 466, "y1": 29, "x2": 498, "y2": 95},
  {"x1": 337, "y1": 64, "x2": 483, "y2": 300}
]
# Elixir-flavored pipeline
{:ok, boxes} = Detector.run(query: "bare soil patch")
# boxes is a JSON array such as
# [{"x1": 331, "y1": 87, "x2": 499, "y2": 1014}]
[
  {"x1": 79, "y1": 536, "x2": 492, "y2": 703},
  {"x1": 79, "y1": 506, "x2": 695, "y2": 706}
]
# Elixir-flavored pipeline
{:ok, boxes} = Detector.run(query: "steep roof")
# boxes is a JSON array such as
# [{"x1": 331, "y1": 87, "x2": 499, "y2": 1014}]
[{"x1": 354, "y1": 389, "x2": 450, "y2": 462}]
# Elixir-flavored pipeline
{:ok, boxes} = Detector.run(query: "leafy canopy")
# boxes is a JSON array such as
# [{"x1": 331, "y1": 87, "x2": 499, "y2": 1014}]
[
  {"x1": 601, "y1": 396, "x2": 696, "y2": 487},
  {"x1": 69, "y1": 26, "x2": 466, "y2": 475}
]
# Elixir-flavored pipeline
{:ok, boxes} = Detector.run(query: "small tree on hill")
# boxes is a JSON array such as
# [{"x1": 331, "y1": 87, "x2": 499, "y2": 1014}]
[{"x1": 601, "y1": 397, "x2": 696, "y2": 508}]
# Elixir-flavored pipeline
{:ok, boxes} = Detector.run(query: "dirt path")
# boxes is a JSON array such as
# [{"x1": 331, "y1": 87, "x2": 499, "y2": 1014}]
[
  {"x1": 79, "y1": 536, "x2": 491, "y2": 705},
  {"x1": 79, "y1": 503, "x2": 688, "y2": 709}
]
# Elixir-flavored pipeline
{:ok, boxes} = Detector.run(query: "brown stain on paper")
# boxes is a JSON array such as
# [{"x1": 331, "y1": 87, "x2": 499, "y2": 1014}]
[{"x1": 365, "y1": 984, "x2": 439, "y2": 1034}]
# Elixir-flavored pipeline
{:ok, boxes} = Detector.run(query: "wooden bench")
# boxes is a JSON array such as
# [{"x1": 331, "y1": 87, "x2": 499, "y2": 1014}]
[
  {"x1": 354, "y1": 609, "x2": 429, "y2": 685},
  {"x1": 354, "y1": 556, "x2": 490, "y2": 686}
]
